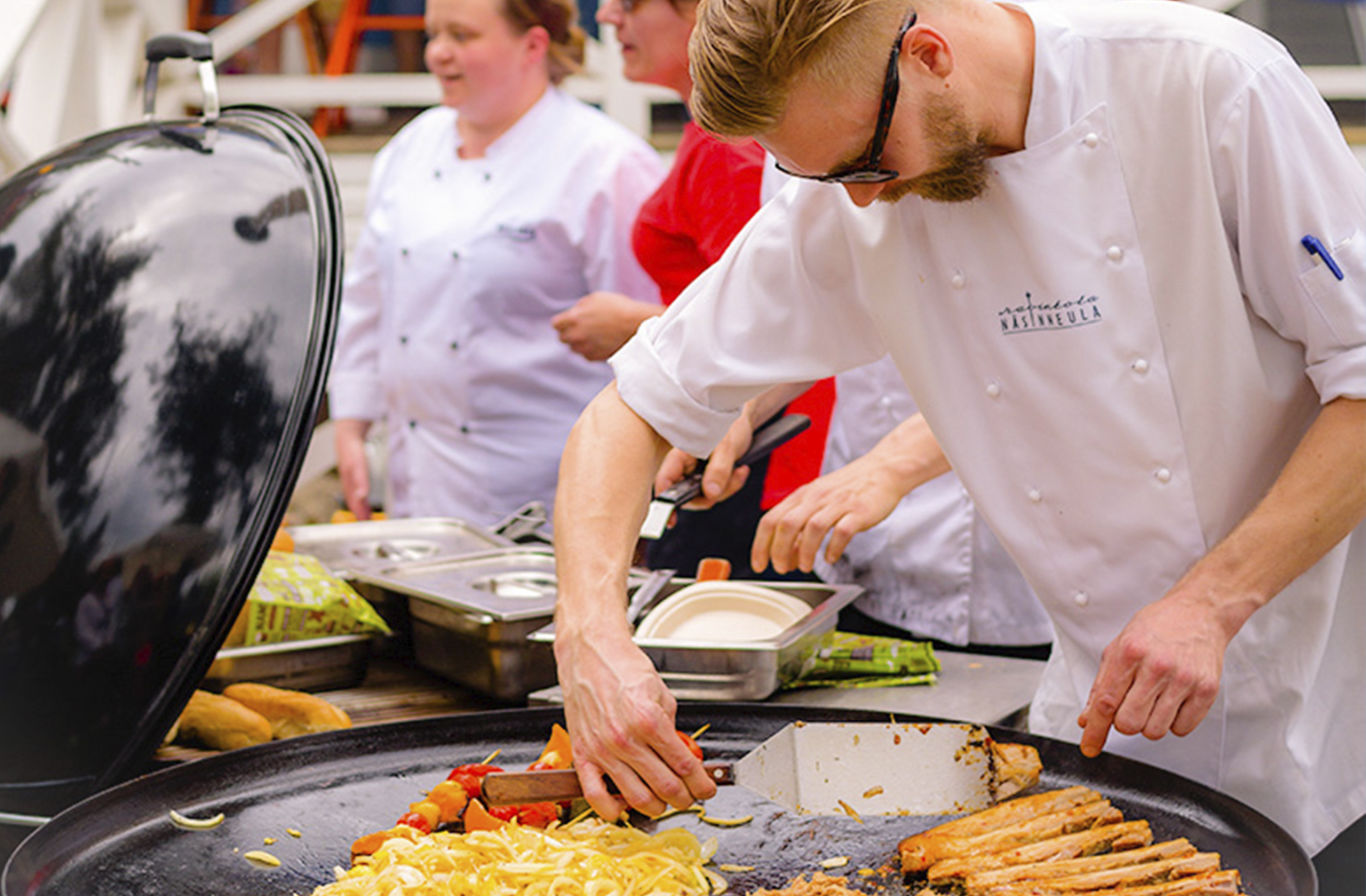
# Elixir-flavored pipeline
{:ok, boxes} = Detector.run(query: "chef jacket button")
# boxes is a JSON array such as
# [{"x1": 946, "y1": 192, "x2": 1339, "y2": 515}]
[
  {"x1": 451, "y1": 250, "x2": 460, "y2": 260},
  {"x1": 399, "y1": 335, "x2": 408, "y2": 345},
  {"x1": 408, "y1": 420, "x2": 417, "y2": 429},
  {"x1": 400, "y1": 247, "x2": 409, "y2": 257},
  {"x1": 986, "y1": 382, "x2": 1001, "y2": 399},
  {"x1": 951, "y1": 272, "x2": 966, "y2": 289},
  {"x1": 1155, "y1": 467, "x2": 1172, "y2": 483},
  {"x1": 1027, "y1": 488, "x2": 1042, "y2": 503},
  {"x1": 483, "y1": 172, "x2": 492, "y2": 182},
  {"x1": 1132, "y1": 358, "x2": 1149, "y2": 374},
  {"x1": 450, "y1": 341, "x2": 459, "y2": 351},
  {"x1": 1083, "y1": 132, "x2": 1099, "y2": 148},
  {"x1": 460, "y1": 424, "x2": 471, "y2": 434},
  {"x1": 1073, "y1": 591, "x2": 1090, "y2": 607},
  {"x1": 1106, "y1": 245, "x2": 1124, "y2": 262},
  {"x1": 879, "y1": 395, "x2": 893, "y2": 409},
  {"x1": 434, "y1": 169, "x2": 442, "y2": 180}
]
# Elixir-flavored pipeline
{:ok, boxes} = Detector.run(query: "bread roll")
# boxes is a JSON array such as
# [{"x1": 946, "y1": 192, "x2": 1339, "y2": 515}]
[
  {"x1": 222, "y1": 682, "x2": 351, "y2": 739},
  {"x1": 176, "y1": 689, "x2": 272, "y2": 750}
]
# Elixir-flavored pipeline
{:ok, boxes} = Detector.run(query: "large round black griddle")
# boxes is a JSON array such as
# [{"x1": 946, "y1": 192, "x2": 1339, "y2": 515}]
[{"x1": 4, "y1": 705, "x2": 1313, "y2": 896}]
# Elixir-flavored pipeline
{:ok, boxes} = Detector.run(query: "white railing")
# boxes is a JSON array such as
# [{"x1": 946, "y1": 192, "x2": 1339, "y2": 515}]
[{"x1": 0, "y1": 0, "x2": 675, "y2": 176}]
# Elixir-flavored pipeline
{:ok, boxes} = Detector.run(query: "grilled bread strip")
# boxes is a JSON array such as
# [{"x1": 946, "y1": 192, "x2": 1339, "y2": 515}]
[
  {"x1": 903, "y1": 798, "x2": 1122, "y2": 872},
  {"x1": 984, "y1": 868, "x2": 1240, "y2": 896},
  {"x1": 961, "y1": 838, "x2": 1196, "y2": 893},
  {"x1": 970, "y1": 849, "x2": 1218, "y2": 895},
  {"x1": 900, "y1": 787, "x2": 1101, "y2": 871},
  {"x1": 993, "y1": 742, "x2": 1044, "y2": 801},
  {"x1": 926, "y1": 821, "x2": 1154, "y2": 884}
]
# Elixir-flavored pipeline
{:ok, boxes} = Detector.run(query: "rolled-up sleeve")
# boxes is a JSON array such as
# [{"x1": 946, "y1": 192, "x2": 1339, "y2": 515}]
[
  {"x1": 610, "y1": 182, "x2": 891, "y2": 456},
  {"x1": 1217, "y1": 56, "x2": 1366, "y2": 403}
]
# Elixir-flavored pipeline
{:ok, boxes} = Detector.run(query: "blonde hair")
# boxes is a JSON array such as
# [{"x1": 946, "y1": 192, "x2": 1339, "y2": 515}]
[
  {"x1": 501, "y1": 0, "x2": 587, "y2": 84},
  {"x1": 689, "y1": 0, "x2": 906, "y2": 138}
]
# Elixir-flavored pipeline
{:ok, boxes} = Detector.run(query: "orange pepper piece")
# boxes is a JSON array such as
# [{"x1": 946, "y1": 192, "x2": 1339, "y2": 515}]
[
  {"x1": 696, "y1": 557, "x2": 731, "y2": 581},
  {"x1": 530, "y1": 723, "x2": 574, "y2": 770},
  {"x1": 350, "y1": 825, "x2": 418, "y2": 857},
  {"x1": 462, "y1": 799, "x2": 506, "y2": 832}
]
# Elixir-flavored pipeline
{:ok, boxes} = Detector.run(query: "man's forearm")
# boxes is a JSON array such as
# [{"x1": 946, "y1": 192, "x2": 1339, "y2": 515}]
[
  {"x1": 1170, "y1": 396, "x2": 1366, "y2": 637},
  {"x1": 871, "y1": 412, "x2": 953, "y2": 495},
  {"x1": 552, "y1": 383, "x2": 671, "y2": 640}
]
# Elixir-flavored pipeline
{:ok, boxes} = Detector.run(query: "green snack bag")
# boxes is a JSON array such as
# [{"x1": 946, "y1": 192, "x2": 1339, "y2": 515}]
[{"x1": 795, "y1": 630, "x2": 940, "y2": 681}]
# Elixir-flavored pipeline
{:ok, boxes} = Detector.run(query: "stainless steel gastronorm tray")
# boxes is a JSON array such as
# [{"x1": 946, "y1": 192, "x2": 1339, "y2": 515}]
[
  {"x1": 202, "y1": 634, "x2": 372, "y2": 692},
  {"x1": 284, "y1": 517, "x2": 514, "y2": 577},
  {"x1": 530, "y1": 579, "x2": 863, "y2": 700},
  {"x1": 350, "y1": 548, "x2": 652, "y2": 702}
]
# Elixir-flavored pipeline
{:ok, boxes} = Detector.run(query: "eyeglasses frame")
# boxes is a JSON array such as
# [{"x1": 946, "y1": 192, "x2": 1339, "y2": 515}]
[{"x1": 774, "y1": 8, "x2": 918, "y2": 184}]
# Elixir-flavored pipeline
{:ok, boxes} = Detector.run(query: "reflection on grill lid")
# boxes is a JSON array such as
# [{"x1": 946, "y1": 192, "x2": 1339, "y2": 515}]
[{"x1": 0, "y1": 33, "x2": 343, "y2": 819}]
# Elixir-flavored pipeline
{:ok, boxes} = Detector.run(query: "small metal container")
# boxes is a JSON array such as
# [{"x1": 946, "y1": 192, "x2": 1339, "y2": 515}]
[
  {"x1": 353, "y1": 548, "x2": 646, "y2": 702},
  {"x1": 530, "y1": 579, "x2": 863, "y2": 700}
]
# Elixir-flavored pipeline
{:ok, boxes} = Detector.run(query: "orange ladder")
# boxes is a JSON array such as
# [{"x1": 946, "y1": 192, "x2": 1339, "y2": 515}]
[{"x1": 312, "y1": 0, "x2": 426, "y2": 136}]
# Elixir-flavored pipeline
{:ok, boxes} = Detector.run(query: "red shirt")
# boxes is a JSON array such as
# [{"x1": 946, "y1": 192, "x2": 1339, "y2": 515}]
[{"x1": 632, "y1": 123, "x2": 834, "y2": 507}]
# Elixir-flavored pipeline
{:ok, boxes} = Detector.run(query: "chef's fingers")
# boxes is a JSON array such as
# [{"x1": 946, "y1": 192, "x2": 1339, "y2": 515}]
[
  {"x1": 822, "y1": 512, "x2": 862, "y2": 565},
  {"x1": 574, "y1": 759, "x2": 631, "y2": 822},
  {"x1": 792, "y1": 507, "x2": 844, "y2": 572},
  {"x1": 1171, "y1": 688, "x2": 1216, "y2": 737},
  {"x1": 653, "y1": 450, "x2": 698, "y2": 495},
  {"x1": 1077, "y1": 655, "x2": 1137, "y2": 757},
  {"x1": 592, "y1": 735, "x2": 712, "y2": 817}
]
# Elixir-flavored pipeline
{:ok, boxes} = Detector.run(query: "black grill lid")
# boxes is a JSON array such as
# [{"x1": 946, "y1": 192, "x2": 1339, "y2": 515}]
[{"x1": 0, "y1": 33, "x2": 343, "y2": 819}]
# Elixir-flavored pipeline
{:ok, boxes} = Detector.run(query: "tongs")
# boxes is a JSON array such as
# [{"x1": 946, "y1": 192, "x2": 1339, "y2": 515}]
[{"x1": 639, "y1": 414, "x2": 811, "y2": 539}]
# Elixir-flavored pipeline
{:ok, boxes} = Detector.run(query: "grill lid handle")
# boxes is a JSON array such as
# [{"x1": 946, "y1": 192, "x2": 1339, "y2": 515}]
[{"x1": 143, "y1": 31, "x2": 220, "y2": 125}]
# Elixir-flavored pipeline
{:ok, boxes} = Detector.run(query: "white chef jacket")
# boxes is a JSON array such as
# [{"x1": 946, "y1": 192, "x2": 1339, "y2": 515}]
[
  {"x1": 611, "y1": 1, "x2": 1366, "y2": 851},
  {"x1": 330, "y1": 88, "x2": 664, "y2": 526},
  {"x1": 815, "y1": 357, "x2": 1053, "y2": 647}
]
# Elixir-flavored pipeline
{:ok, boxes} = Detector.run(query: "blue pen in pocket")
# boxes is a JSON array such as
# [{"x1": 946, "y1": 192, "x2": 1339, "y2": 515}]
[{"x1": 1301, "y1": 234, "x2": 1344, "y2": 281}]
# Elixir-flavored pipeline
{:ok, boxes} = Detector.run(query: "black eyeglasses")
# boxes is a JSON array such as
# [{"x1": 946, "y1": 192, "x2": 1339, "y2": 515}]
[{"x1": 775, "y1": 9, "x2": 917, "y2": 184}]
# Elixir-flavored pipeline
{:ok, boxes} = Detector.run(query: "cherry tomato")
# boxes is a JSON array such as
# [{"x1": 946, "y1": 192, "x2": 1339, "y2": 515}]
[
  {"x1": 396, "y1": 810, "x2": 432, "y2": 834},
  {"x1": 445, "y1": 763, "x2": 504, "y2": 800},
  {"x1": 676, "y1": 730, "x2": 704, "y2": 760},
  {"x1": 487, "y1": 804, "x2": 520, "y2": 822},
  {"x1": 514, "y1": 802, "x2": 561, "y2": 828}
]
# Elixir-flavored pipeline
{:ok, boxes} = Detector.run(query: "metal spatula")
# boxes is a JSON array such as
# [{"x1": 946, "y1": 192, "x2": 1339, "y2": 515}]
[{"x1": 481, "y1": 721, "x2": 1040, "y2": 816}]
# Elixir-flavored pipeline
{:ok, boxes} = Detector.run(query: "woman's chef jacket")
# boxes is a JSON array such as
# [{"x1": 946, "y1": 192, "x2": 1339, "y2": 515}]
[
  {"x1": 330, "y1": 88, "x2": 664, "y2": 526},
  {"x1": 609, "y1": 1, "x2": 1365, "y2": 851},
  {"x1": 816, "y1": 357, "x2": 1053, "y2": 647}
]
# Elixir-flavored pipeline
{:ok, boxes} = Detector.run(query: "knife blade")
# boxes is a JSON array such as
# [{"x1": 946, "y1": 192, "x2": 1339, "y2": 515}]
[
  {"x1": 639, "y1": 413, "x2": 812, "y2": 540},
  {"x1": 480, "y1": 722, "x2": 1040, "y2": 815}
]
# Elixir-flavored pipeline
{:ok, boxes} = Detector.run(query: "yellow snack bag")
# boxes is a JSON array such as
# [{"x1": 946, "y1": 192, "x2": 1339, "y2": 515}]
[{"x1": 244, "y1": 551, "x2": 391, "y2": 645}]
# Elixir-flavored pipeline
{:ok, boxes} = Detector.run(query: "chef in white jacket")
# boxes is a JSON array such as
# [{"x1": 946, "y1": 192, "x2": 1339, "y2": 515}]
[
  {"x1": 548, "y1": 0, "x2": 1365, "y2": 863},
  {"x1": 328, "y1": 0, "x2": 663, "y2": 526}
]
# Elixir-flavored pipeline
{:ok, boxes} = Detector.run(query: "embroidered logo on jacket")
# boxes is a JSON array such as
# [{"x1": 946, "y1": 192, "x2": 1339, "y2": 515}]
[
  {"x1": 497, "y1": 224, "x2": 537, "y2": 242},
  {"x1": 998, "y1": 292, "x2": 1102, "y2": 335}
]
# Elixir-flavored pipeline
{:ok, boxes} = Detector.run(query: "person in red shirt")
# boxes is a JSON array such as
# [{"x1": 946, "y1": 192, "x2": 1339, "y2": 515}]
[{"x1": 551, "y1": 0, "x2": 833, "y2": 577}]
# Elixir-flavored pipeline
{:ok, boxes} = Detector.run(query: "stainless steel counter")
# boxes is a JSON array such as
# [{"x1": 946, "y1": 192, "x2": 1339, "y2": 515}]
[{"x1": 527, "y1": 649, "x2": 1046, "y2": 730}]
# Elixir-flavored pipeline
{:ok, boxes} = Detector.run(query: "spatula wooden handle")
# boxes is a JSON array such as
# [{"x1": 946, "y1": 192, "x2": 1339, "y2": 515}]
[{"x1": 481, "y1": 763, "x2": 735, "y2": 806}]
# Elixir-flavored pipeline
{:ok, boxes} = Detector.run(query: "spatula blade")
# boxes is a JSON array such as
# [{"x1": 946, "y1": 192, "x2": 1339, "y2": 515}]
[{"x1": 733, "y1": 721, "x2": 1002, "y2": 816}]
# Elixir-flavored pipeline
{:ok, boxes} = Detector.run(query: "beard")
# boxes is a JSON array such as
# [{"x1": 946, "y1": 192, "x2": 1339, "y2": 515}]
[{"x1": 878, "y1": 93, "x2": 991, "y2": 204}]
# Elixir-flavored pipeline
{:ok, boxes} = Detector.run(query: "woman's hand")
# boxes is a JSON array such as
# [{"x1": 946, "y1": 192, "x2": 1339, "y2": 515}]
[
  {"x1": 333, "y1": 418, "x2": 374, "y2": 519},
  {"x1": 551, "y1": 292, "x2": 662, "y2": 362}
]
